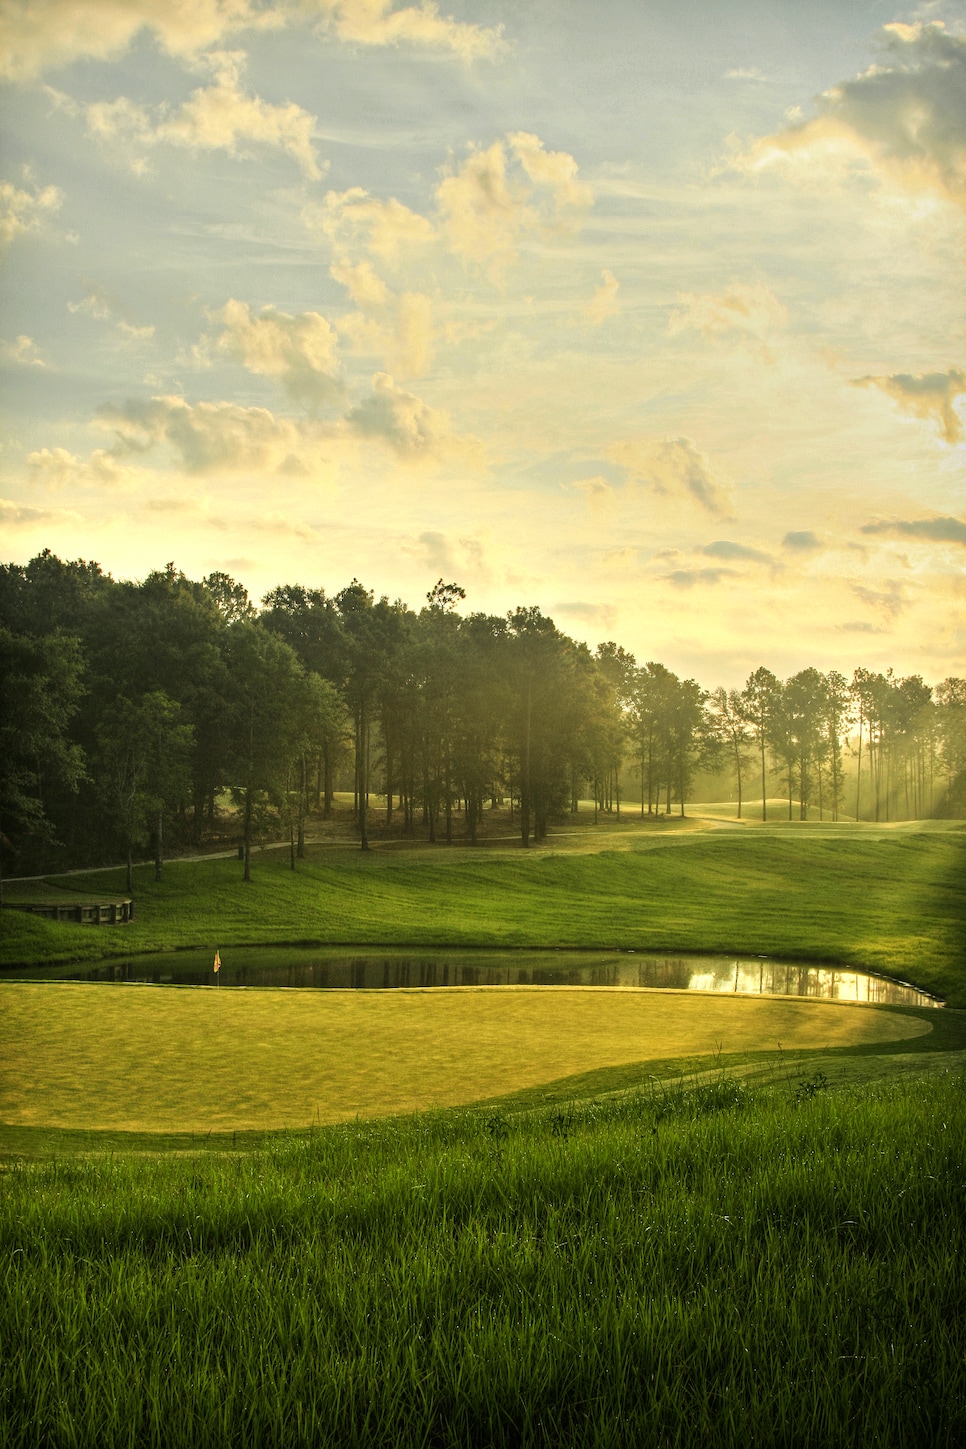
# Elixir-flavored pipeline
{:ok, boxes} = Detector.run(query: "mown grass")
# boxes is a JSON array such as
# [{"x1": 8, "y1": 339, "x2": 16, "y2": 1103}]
[
  {"x1": 3, "y1": 1072, "x2": 965, "y2": 1447},
  {"x1": 4, "y1": 820, "x2": 965, "y2": 1001},
  {"x1": 0, "y1": 982, "x2": 933, "y2": 1135}
]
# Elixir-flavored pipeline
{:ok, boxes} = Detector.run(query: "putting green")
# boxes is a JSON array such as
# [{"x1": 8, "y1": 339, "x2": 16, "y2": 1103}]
[{"x1": 0, "y1": 983, "x2": 933, "y2": 1132}]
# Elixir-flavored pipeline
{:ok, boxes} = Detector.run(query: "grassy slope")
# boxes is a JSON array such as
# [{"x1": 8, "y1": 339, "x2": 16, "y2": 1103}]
[
  {"x1": 3, "y1": 1077, "x2": 965, "y2": 1447},
  {"x1": 3, "y1": 820, "x2": 965, "y2": 1001}
]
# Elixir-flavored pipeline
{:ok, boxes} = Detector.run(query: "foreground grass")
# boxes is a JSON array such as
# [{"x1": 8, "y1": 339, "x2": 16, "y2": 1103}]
[
  {"x1": 4, "y1": 819, "x2": 965, "y2": 1002},
  {"x1": 3, "y1": 1073, "x2": 965, "y2": 1448},
  {"x1": 0, "y1": 982, "x2": 933, "y2": 1134}
]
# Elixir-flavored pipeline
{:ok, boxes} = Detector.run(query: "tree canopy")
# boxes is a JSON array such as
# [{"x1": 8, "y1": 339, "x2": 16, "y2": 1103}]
[{"x1": 1, "y1": 552, "x2": 962, "y2": 878}]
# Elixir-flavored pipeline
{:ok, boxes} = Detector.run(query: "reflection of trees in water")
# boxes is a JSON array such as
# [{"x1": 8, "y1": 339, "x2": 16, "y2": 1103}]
[{"x1": 52, "y1": 950, "x2": 939, "y2": 1006}]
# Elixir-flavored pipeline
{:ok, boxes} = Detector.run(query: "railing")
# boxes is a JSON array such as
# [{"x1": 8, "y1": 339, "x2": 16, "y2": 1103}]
[{"x1": 3, "y1": 900, "x2": 135, "y2": 924}]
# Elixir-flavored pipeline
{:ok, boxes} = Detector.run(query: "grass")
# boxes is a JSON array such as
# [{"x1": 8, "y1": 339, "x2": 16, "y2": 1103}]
[
  {"x1": 0, "y1": 982, "x2": 934, "y2": 1135},
  {"x1": 3, "y1": 1072, "x2": 965, "y2": 1446},
  {"x1": 3, "y1": 814, "x2": 965, "y2": 1443},
  {"x1": 3, "y1": 815, "x2": 965, "y2": 1001}
]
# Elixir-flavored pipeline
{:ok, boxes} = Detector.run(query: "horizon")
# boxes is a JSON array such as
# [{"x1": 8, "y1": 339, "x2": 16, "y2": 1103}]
[{"x1": 1, "y1": 0, "x2": 964, "y2": 689}]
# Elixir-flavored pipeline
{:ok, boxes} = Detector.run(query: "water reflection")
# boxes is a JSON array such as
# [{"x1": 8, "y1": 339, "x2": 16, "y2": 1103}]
[{"x1": 12, "y1": 947, "x2": 941, "y2": 1007}]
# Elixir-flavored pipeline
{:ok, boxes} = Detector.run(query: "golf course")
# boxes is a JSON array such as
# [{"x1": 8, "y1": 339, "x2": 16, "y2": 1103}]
[{"x1": 3, "y1": 812, "x2": 965, "y2": 1445}]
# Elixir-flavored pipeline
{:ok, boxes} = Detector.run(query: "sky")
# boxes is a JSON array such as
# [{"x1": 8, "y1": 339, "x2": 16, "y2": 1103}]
[{"x1": 1, "y1": 0, "x2": 964, "y2": 687}]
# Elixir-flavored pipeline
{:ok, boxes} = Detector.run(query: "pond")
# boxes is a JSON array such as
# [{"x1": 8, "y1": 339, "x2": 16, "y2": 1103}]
[{"x1": 8, "y1": 946, "x2": 942, "y2": 1007}]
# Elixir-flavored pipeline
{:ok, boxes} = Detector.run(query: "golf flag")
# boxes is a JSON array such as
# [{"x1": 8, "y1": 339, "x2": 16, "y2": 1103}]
[{"x1": 214, "y1": 950, "x2": 221, "y2": 973}]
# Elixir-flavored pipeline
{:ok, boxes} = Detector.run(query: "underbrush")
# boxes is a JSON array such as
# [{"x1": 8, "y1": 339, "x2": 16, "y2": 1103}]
[{"x1": 3, "y1": 1073, "x2": 965, "y2": 1447}]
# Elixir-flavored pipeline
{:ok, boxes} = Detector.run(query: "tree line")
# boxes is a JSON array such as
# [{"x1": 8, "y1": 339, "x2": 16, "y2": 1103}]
[{"x1": 1, "y1": 551, "x2": 964, "y2": 890}]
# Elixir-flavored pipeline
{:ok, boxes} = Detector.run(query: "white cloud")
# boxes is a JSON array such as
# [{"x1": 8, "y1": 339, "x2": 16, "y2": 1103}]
[
  {"x1": 306, "y1": 188, "x2": 437, "y2": 262},
  {"x1": 736, "y1": 22, "x2": 966, "y2": 209},
  {"x1": 210, "y1": 298, "x2": 342, "y2": 404},
  {"x1": 507, "y1": 131, "x2": 594, "y2": 212},
  {"x1": 0, "y1": 178, "x2": 62, "y2": 248},
  {"x1": 96, "y1": 395, "x2": 314, "y2": 474},
  {"x1": 86, "y1": 52, "x2": 324, "y2": 179},
  {"x1": 583, "y1": 270, "x2": 621, "y2": 327},
  {"x1": 67, "y1": 279, "x2": 155, "y2": 341},
  {"x1": 26, "y1": 445, "x2": 142, "y2": 490},
  {"x1": 436, "y1": 132, "x2": 593, "y2": 278},
  {"x1": 3, "y1": 334, "x2": 46, "y2": 367},
  {"x1": 402, "y1": 529, "x2": 491, "y2": 582},
  {"x1": 0, "y1": 0, "x2": 501, "y2": 83},
  {"x1": 329, "y1": 258, "x2": 394, "y2": 311},
  {"x1": 572, "y1": 475, "x2": 616, "y2": 514},
  {"x1": 304, "y1": 0, "x2": 504, "y2": 60},
  {"x1": 0, "y1": 496, "x2": 81, "y2": 527},
  {"x1": 852, "y1": 367, "x2": 966, "y2": 443},
  {"x1": 608, "y1": 437, "x2": 733, "y2": 516},
  {"x1": 0, "y1": 0, "x2": 271, "y2": 82},
  {"x1": 668, "y1": 281, "x2": 787, "y2": 349},
  {"x1": 330, "y1": 261, "x2": 435, "y2": 377},
  {"x1": 345, "y1": 371, "x2": 474, "y2": 459},
  {"x1": 67, "y1": 281, "x2": 113, "y2": 320}
]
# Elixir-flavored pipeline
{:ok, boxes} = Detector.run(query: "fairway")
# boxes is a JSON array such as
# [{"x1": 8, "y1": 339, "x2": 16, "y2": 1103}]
[{"x1": 0, "y1": 983, "x2": 932, "y2": 1133}]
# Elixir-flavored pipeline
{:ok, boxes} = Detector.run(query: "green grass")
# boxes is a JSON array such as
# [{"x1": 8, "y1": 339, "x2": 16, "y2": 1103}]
[
  {"x1": 4, "y1": 818, "x2": 965, "y2": 1001},
  {"x1": 3, "y1": 817, "x2": 966, "y2": 1443},
  {"x1": 3, "y1": 1072, "x2": 965, "y2": 1447},
  {"x1": 0, "y1": 981, "x2": 933, "y2": 1136}
]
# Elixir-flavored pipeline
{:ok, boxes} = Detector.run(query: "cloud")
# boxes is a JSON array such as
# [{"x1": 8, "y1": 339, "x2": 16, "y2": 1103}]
[
  {"x1": 306, "y1": 188, "x2": 437, "y2": 262},
  {"x1": 860, "y1": 514, "x2": 966, "y2": 545},
  {"x1": 3, "y1": 334, "x2": 46, "y2": 367},
  {"x1": 26, "y1": 445, "x2": 142, "y2": 489},
  {"x1": 306, "y1": 0, "x2": 504, "y2": 60},
  {"x1": 0, "y1": 496, "x2": 81, "y2": 527},
  {"x1": 96, "y1": 395, "x2": 312, "y2": 474},
  {"x1": 345, "y1": 371, "x2": 469, "y2": 458},
  {"x1": 251, "y1": 509, "x2": 318, "y2": 540},
  {"x1": 583, "y1": 269, "x2": 621, "y2": 327},
  {"x1": 852, "y1": 367, "x2": 966, "y2": 443},
  {"x1": 86, "y1": 51, "x2": 324, "y2": 179},
  {"x1": 572, "y1": 476, "x2": 616, "y2": 514},
  {"x1": 67, "y1": 281, "x2": 113, "y2": 321},
  {"x1": 608, "y1": 436, "x2": 732, "y2": 515},
  {"x1": 668, "y1": 281, "x2": 786, "y2": 349},
  {"x1": 736, "y1": 22, "x2": 966, "y2": 208},
  {"x1": 329, "y1": 258, "x2": 394, "y2": 311},
  {"x1": 662, "y1": 567, "x2": 739, "y2": 589},
  {"x1": 508, "y1": 131, "x2": 594, "y2": 212},
  {"x1": 0, "y1": 178, "x2": 61, "y2": 248},
  {"x1": 551, "y1": 600, "x2": 618, "y2": 630},
  {"x1": 0, "y1": 0, "x2": 271, "y2": 82},
  {"x1": 838, "y1": 620, "x2": 887, "y2": 635},
  {"x1": 782, "y1": 530, "x2": 825, "y2": 552},
  {"x1": 436, "y1": 132, "x2": 593, "y2": 278},
  {"x1": 330, "y1": 261, "x2": 435, "y2": 377},
  {"x1": 209, "y1": 298, "x2": 341, "y2": 404},
  {"x1": 403, "y1": 529, "x2": 490, "y2": 581},
  {"x1": 0, "y1": 0, "x2": 502, "y2": 82},
  {"x1": 851, "y1": 580, "x2": 907, "y2": 619},
  {"x1": 67, "y1": 279, "x2": 155, "y2": 341},
  {"x1": 699, "y1": 540, "x2": 772, "y2": 565}
]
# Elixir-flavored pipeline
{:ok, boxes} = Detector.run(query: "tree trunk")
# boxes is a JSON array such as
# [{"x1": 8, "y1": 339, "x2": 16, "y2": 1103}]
[
  {"x1": 154, "y1": 806, "x2": 163, "y2": 883},
  {"x1": 243, "y1": 783, "x2": 252, "y2": 882}
]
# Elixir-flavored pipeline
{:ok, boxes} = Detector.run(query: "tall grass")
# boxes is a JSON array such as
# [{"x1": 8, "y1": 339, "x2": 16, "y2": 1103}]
[{"x1": 3, "y1": 1073, "x2": 965, "y2": 1447}]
